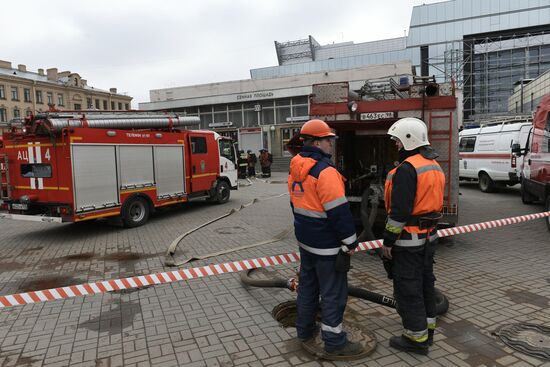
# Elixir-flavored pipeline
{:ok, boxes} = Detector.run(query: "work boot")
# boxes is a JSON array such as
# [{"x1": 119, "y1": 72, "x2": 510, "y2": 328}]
[
  {"x1": 428, "y1": 329, "x2": 434, "y2": 346},
  {"x1": 325, "y1": 341, "x2": 364, "y2": 356},
  {"x1": 389, "y1": 335, "x2": 429, "y2": 355}
]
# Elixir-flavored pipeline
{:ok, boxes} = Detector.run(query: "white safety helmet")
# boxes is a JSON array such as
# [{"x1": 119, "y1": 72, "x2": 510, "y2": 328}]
[{"x1": 387, "y1": 117, "x2": 430, "y2": 151}]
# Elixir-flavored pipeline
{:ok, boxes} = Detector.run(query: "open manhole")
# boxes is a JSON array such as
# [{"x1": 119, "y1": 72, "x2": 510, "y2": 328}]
[
  {"x1": 496, "y1": 323, "x2": 550, "y2": 360},
  {"x1": 272, "y1": 300, "x2": 376, "y2": 361}
]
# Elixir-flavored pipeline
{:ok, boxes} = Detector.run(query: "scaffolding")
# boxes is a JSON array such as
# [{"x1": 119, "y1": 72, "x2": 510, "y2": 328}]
[{"x1": 424, "y1": 29, "x2": 550, "y2": 122}]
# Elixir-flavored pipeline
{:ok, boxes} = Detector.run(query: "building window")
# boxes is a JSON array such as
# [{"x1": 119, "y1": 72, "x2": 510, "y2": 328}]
[
  {"x1": 125, "y1": 103, "x2": 129, "y2": 110},
  {"x1": 74, "y1": 103, "x2": 81, "y2": 110},
  {"x1": 36, "y1": 90, "x2": 43, "y2": 104},
  {"x1": 47, "y1": 92, "x2": 53, "y2": 105},
  {"x1": 0, "y1": 85, "x2": 6, "y2": 99},
  {"x1": 23, "y1": 88, "x2": 31, "y2": 103},
  {"x1": 95, "y1": 99, "x2": 100, "y2": 109},
  {"x1": 111, "y1": 101, "x2": 115, "y2": 110},
  {"x1": 13, "y1": 107, "x2": 20, "y2": 118},
  {"x1": 11, "y1": 86, "x2": 19, "y2": 101},
  {"x1": 102, "y1": 100, "x2": 107, "y2": 110},
  {"x1": 26, "y1": 109, "x2": 32, "y2": 117},
  {"x1": 118, "y1": 102, "x2": 122, "y2": 110},
  {"x1": 0, "y1": 108, "x2": 6, "y2": 122},
  {"x1": 57, "y1": 94, "x2": 64, "y2": 106},
  {"x1": 87, "y1": 98, "x2": 92, "y2": 109}
]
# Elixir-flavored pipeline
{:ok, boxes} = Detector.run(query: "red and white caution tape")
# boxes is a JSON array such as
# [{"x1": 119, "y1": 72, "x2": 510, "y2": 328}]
[{"x1": 1, "y1": 211, "x2": 549, "y2": 309}]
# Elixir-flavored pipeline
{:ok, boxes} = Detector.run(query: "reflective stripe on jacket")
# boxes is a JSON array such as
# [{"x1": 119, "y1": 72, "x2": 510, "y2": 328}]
[
  {"x1": 384, "y1": 153, "x2": 445, "y2": 245},
  {"x1": 288, "y1": 146, "x2": 356, "y2": 256}
]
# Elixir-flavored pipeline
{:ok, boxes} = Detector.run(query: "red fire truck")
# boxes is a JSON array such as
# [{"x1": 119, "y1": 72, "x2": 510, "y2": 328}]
[
  {"x1": 0, "y1": 112, "x2": 238, "y2": 227},
  {"x1": 306, "y1": 78, "x2": 459, "y2": 240}
]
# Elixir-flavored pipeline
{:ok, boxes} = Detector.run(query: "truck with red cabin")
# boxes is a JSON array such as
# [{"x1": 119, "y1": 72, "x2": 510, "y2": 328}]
[
  {"x1": 302, "y1": 77, "x2": 459, "y2": 240},
  {"x1": 0, "y1": 111, "x2": 237, "y2": 227},
  {"x1": 513, "y1": 93, "x2": 550, "y2": 231}
]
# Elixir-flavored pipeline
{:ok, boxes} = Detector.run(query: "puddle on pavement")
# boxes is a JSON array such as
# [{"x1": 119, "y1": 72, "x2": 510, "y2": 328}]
[
  {"x1": 505, "y1": 288, "x2": 549, "y2": 309},
  {"x1": 78, "y1": 300, "x2": 141, "y2": 336},
  {"x1": 439, "y1": 319, "x2": 507, "y2": 366},
  {"x1": 214, "y1": 226, "x2": 246, "y2": 235},
  {"x1": 0, "y1": 261, "x2": 26, "y2": 273},
  {"x1": 102, "y1": 252, "x2": 143, "y2": 262},
  {"x1": 17, "y1": 275, "x2": 83, "y2": 293},
  {"x1": 0, "y1": 355, "x2": 39, "y2": 367},
  {"x1": 64, "y1": 252, "x2": 95, "y2": 260}
]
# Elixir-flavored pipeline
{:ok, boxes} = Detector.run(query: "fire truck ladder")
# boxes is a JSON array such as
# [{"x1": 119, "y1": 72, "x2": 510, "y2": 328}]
[{"x1": 0, "y1": 154, "x2": 11, "y2": 201}]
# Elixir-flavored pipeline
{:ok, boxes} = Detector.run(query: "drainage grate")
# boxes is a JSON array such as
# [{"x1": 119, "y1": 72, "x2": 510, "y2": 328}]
[{"x1": 496, "y1": 323, "x2": 550, "y2": 360}]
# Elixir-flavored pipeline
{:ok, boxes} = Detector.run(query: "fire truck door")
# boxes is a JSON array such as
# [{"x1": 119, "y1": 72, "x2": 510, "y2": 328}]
[
  {"x1": 153, "y1": 146, "x2": 185, "y2": 198},
  {"x1": 189, "y1": 134, "x2": 218, "y2": 192},
  {"x1": 72, "y1": 145, "x2": 119, "y2": 212}
]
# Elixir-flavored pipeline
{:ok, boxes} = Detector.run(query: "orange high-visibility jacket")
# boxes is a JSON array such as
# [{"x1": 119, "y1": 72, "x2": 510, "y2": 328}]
[{"x1": 384, "y1": 153, "x2": 445, "y2": 245}]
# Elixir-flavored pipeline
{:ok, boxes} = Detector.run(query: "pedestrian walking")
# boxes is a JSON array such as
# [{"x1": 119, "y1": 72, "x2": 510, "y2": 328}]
[{"x1": 381, "y1": 117, "x2": 445, "y2": 355}]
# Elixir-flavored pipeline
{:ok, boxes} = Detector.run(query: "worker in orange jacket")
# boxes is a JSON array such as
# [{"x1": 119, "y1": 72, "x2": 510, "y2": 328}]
[
  {"x1": 381, "y1": 117, "x2": 445, "y2": 355},
  {"x1": 288, "y1": 119, "x2": 363, "y2": 356}
]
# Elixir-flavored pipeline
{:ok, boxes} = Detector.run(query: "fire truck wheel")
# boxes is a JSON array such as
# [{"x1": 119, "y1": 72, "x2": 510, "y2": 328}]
[
  {"x1": 478, "y1": 172, "x2": 495, "y2": 193},
  {"x1": 122, "y1": 197, "x2": 150, "y2": 228},
  {"x1": 212, "y1": 180, "x2": 231, "y2": 204},
  {"x1": 546, "y1": 196, "x2": 550, "y2": 232}
]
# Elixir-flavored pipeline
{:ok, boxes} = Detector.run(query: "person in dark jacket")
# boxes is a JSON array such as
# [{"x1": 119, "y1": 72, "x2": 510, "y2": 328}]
[
  {"x1": 259, "y1": 149, "x2": 273, "y2": 178},
  {"x1": 247, "y1": 150, "x2": 257, "y2": 177},
  {"x1": 288, "y1": 119, "x2": 363, "y2": 356},
  {"x1": 381, "y1": 117, "x2": 445, "y2": 355}
]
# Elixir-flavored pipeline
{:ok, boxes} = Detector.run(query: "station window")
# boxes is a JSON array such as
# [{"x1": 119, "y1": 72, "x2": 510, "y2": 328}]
[
  {"x1": 458, "y1": 137, "x2": 476, "y2": 152},
  {"x1": 191, "y1": 137, "x2": 207, "y2": 154},
  {"x1": 21, "y1": 163, "x2": 52, "y2": 178}
]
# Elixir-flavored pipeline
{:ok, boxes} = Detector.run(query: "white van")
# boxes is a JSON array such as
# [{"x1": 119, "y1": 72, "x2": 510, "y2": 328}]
[{"x1": 459, "y1": 119, "x2": 532, "y2": 192}]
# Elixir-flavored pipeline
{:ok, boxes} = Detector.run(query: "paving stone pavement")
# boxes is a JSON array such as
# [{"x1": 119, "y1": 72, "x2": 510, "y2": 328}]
[{"x1": 0, "y1": 174, "x2": 549, "y2": 367}]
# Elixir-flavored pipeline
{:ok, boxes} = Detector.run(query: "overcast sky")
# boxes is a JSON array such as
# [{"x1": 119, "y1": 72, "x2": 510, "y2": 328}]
[{"x1": 1, "y1": 0, "x2": 443, "y2": 106}]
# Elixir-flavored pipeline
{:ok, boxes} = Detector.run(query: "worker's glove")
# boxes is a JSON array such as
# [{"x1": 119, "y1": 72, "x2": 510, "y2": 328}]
[
  {"x1": 381, "y1": 256, "x2": 393, "y2": 280},
  {"x1": 340, "y1": 240, "x2": 359, "y2": 253},
  {"x1": 335, "y1": 249, "x2": 351, "y2": 273},
  {"x1": 382, "y1": 229, "x2": 397, "y2": 248}
]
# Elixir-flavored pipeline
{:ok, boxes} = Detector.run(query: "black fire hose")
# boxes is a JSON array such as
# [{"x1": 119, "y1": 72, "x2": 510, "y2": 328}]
[{"x1": 241, "y1": 269, "x2": 449, "y2": 316}]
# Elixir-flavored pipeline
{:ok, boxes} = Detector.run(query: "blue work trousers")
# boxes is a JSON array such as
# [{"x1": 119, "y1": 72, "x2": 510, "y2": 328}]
[{"x1": 296, "y1": 248, "x2": 348, "y2": 349}]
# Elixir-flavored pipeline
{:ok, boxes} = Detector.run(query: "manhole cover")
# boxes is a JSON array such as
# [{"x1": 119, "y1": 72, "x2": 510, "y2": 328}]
[
  {"x1": 272, "y1": 300, "x2": 376, "y2": 361},
  {"x1": 497, "y1": 323, "x2": 550, "y2": 360}
]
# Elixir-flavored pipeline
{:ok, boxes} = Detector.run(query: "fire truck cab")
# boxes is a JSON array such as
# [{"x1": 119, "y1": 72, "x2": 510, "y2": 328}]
[
  {"x1": 307, "y1": 78, "x2": 459, "y2": 240},
  {"x1": 513, "y1": 93, "x2": 550, "y2": 230},
  {"x1": 0, "y1": 112, "x2": 238, "y2": 227}
]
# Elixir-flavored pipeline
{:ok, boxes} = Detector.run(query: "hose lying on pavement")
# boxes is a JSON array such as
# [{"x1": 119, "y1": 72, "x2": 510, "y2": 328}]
[
  {"x1": 165, "y1": 192, "x2": 289, "y2": 267},
  {"x1": 241, "y1": 268, "x2": 449, "y2": 316}
]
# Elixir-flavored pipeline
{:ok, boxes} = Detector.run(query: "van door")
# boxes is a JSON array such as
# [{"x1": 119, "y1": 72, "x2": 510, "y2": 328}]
[
  {"x1": 458, "y1": 135, "x2": 477, "y2": 178},
  {"x1": 189, "y1": 133, "x2": 219, "y2": 193}
]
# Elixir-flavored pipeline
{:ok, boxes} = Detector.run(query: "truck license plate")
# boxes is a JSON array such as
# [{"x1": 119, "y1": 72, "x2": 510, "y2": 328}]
[{"x1": 11, "y1": 203, "x2": 28, "y2": 210}]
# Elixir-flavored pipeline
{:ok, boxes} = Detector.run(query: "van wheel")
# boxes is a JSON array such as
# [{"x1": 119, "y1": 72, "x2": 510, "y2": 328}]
[
  {"x1": 122, "y1": 197, "x2": 150, "y2": 228},
  {"x1": 545, "y1": 196, "x2": 550, "y2": 232},
  {"x1": 478, "y1": 172, "x2": 495, "y2": 193},
  {"x1": 212, "y1": 181, "x2": 230, "y2": 204},
  {"x1": 520, "y1": 184, "x2": 534, "y2": 204}
]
